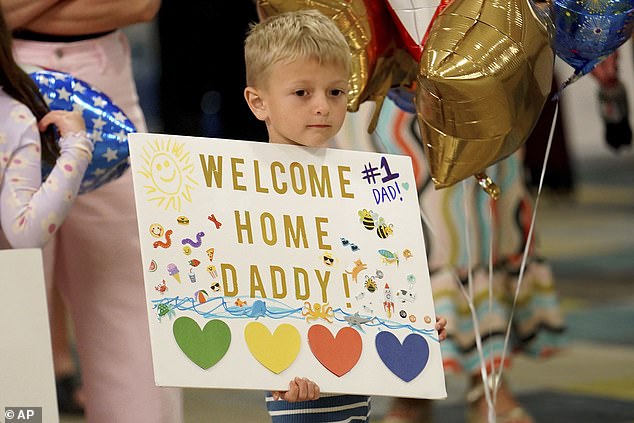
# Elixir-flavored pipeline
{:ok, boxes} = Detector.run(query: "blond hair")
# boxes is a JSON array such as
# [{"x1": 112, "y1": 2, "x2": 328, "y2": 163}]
[{"x1": 244, "y1": 9, "x2": 351, "y2": 88}]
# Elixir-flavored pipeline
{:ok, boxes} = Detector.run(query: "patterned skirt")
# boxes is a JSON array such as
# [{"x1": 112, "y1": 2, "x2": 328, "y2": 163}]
[{"x1": 335, "y1": 98, "x2": 568, "y2": 375}]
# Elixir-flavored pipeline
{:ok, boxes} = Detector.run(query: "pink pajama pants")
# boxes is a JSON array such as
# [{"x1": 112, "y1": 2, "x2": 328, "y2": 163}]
[{"x1": 13, "y1": 31, "x2": 183, "y2": 423}]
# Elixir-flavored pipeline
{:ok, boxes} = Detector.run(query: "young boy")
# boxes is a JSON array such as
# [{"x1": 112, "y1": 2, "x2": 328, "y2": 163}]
[{"x1": 244, "y1": 9, "x2": 447, "y2": 421}]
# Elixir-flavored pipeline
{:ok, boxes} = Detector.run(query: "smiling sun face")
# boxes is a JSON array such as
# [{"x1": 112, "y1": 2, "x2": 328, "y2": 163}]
[{"x1": 138, "y1": 139, "x2": 198, "y2": 211}]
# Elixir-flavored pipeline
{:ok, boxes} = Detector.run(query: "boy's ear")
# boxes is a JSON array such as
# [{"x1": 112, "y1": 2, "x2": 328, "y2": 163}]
[{"x1": 244, "y1": 86, "x2": 267, "y2": 121}]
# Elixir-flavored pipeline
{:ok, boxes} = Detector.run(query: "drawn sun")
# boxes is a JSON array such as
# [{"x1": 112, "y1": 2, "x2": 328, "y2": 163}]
[{"x1": 138, "y1": 138, "x2": 198, "y2": 211}]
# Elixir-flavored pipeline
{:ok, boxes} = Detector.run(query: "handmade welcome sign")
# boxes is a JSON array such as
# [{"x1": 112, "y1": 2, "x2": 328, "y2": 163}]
[{"x1": 128, "y1": 133, "x2": 446, "y2": 399}]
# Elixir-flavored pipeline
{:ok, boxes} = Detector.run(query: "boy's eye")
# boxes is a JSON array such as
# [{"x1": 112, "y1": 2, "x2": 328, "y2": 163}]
[
  {"x1": 330, "y1": 89, "x2": 346, "y2": 97},
  {"x1": 294, "y1": 89, "x2": 308, "y2": 96}
]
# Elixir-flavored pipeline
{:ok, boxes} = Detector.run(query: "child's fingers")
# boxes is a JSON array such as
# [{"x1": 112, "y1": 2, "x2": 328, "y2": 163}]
[
  {"x1": 281, "y1": 377, "x2": 320, "y2": 402},
  {"x1": 283, "y1": 379, "x2": 299, "y2": 402},
  {"x1": 37, "y1": 111, "x2": 58, "y2": 131},
  {"x1": 435, "y1": 316, "x2": 447, "y2": 329},
  {"x1": 38, "y1": 111, "x2": 85, "y2": 135},
  {"x1": 294, "y1": 377, "x2": 320, "y2": 401},
  {"x1": 295, "y1": 377, "x2": 308, "y2": 400},
  {"x1": 435, "y1": 316, "x2": 448, "y2": 341},
  {"x1": 306, "y1": 379, "x2": 319, "y2": 400}
]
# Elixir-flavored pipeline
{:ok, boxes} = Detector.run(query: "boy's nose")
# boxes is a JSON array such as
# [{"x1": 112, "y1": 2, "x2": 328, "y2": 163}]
[{"x1": 314, "y1": 96, "x2": 330, "y2": 115}]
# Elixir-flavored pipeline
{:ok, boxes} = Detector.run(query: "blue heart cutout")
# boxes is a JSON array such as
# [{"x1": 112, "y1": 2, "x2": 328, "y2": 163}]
[{"x1": 375, "y1": 332, "x2": 429, "y2": 382}]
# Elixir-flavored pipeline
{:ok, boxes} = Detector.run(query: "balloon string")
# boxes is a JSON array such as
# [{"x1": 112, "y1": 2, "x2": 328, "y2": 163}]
[
  {"x1": 487, "y1": 199, "x2": 497, "y2": 415},
  {"x1": 554, "y1": 72, "x2": 579, "y2": 100},
  {"x1": 417, "y1": 179, "x2": 497, "y2": 421},
  {"x1": 419, "y1": 191, "x2": 495, "y2": 423},
  {"x1": 418, "y1": 101, "x2": 558, "y2": 422},
  {"x1": 496, "y1": 100, "x2": 560, "y2": 396},
  {"x1": 462, "y1": 180, "x2": 496, "y2": 422},
  {"x1": 378, "y1": 102, "x2": 525, "y2": 420},
  {"x1": 463, "y1": 182, "x2": 474, "y2": 300}
]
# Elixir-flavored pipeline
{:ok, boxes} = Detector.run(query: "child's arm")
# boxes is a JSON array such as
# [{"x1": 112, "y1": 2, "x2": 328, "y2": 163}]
[
  {"x1": 271, "y1": 377, "x2": 320, "y2": 402},
  {"x1": 0, "y1": 109, "x2": 92, "y2": 248},
  {"x1": 6, "y1": 0, "x2": 160, "y2": 34}
]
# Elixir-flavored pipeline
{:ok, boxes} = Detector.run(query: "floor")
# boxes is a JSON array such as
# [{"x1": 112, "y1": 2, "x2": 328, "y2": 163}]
[{"x1": 59, "y1": 26, "x2": 634, "y2": 423}]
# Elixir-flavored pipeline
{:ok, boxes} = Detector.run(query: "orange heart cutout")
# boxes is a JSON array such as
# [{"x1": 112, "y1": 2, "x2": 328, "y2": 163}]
[{"x1": 307, "y1": 325, "x2": 363, "y2": 377}]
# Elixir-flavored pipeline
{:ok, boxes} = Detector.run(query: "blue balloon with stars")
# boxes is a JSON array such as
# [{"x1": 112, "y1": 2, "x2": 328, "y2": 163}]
[
  {"x1": 552, "y1": 0, "x2": 633, "y2": 87},
  {"x1": 30, "y1": 70, "x2": 136, "y2": 194}
]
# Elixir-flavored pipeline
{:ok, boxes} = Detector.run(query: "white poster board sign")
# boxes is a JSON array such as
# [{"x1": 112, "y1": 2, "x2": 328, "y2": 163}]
[
  {"x1": 129, "y1": 133, "x2": 446, "y2": 399},
  {"x1": 0, "y1": 248, "x2": 58, "y2": 422}
]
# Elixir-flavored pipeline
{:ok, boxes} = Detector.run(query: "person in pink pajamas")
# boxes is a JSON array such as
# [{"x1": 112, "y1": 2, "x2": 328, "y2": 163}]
[
  {"x1": 0, "y1": 10, "x2": 93, "y2": 249},
  {"x1": 2, "y1": 1, "x2": 183, "y2": 422}
]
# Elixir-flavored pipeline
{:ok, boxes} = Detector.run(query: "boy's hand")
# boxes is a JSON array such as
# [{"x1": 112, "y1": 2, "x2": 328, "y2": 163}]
[
  {"x1": 435, "y1": 316, "x2": 448, "y2": 342},
  {"x1": 272, "y1": 377, "x2": 320, "y2": 402},
  {"x1": 38, "y1": 110, "x2": 86, "y2": 137}
]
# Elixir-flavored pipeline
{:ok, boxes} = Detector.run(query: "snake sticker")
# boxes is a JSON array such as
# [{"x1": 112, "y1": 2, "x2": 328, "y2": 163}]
[
  {"x1": 153, "y1": 229, "x2": 173, "y2": 249},
  {"x1": 181, "y1": 231, "x2": 205, "y2": 248}
]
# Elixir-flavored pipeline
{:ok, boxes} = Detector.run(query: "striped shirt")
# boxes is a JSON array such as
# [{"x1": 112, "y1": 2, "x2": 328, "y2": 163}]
[{"x1": 265, "y1": 393, "x2": 371, "y2": 422}]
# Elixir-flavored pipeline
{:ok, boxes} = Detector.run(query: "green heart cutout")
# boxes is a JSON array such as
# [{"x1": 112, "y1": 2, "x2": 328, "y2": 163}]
[
  {"x1": 172, "y1": 317, "x2": 231, "y2": 369},
  {"x1": 402, "y1": 182, "x2": 410, "y2": 191}
]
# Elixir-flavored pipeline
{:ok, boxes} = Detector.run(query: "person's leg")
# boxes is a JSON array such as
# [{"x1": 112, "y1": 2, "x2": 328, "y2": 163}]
[
  {"x1": 50, "y1": 288, "x2": 74, "y2": 378},
  {"x1": 42, "y1": 237, "x2": 84, "y2": 414},
  {"x1": 467, "y1": 373, "x2": 534, "y2": 423},
  {"x1": 382, "y1": 398, "x2": 432, "y2": 423},
  {"x1": 55, "y1": 171, "x2": 182, "y2": 423},
  {"x1": 50, "y1": 286, "x2": 85, "y2": 414},
  {"x1": 13, "y1": 32, "x2": 183, "y2": 422}
]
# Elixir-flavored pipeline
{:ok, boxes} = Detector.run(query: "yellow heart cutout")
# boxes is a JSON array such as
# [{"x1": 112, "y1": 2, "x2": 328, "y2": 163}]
[{"x1": 244, "y1": 322, "x2": 301, "y2": 374}]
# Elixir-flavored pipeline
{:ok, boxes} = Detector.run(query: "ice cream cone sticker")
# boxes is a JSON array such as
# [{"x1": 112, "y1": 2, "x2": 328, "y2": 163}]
[{"x1": 167, "y1": 263, "x2": 181, "y2": 283}]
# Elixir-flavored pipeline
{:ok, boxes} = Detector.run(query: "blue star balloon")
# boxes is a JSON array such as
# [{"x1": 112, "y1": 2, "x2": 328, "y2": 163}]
[
  {"x1": 30, "y1": 70, "x2": 136, "y2": 194},
  {"x1": 552, "y1": 0, "x2": 634, "y2": 88}
]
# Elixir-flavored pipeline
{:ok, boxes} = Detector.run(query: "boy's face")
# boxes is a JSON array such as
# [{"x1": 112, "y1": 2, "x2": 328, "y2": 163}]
[{"x1": 246, "y1": 58, "x2": 349, "y2": 147}]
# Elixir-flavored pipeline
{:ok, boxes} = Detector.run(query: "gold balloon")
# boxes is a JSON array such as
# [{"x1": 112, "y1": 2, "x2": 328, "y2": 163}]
[
  {"x1": 257, "y1": 0, "x2": 416, "y2": 115},
  {"x1": 416, "y1": 0, "x2": 554, "y2": 191}
]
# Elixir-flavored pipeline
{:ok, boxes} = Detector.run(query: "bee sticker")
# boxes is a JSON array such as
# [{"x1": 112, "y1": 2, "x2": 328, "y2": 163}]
[
  {"x1": 375, "y1": 218, "x2": 394, "y2": 239},
  {"x1": 358, "y1": 209, "x2": 378, "y2": 230},
  {"x1": 364, "y1": 275, "x2": 377, "y2": 293},
  {"x1": 358, "y1": 209, "x2": 394, "y2": 239}
]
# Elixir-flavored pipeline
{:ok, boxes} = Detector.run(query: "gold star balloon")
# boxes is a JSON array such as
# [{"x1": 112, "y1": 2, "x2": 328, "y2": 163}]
[{"x1": 416, "y1": 0, "x2": 554, "y2": 194}]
